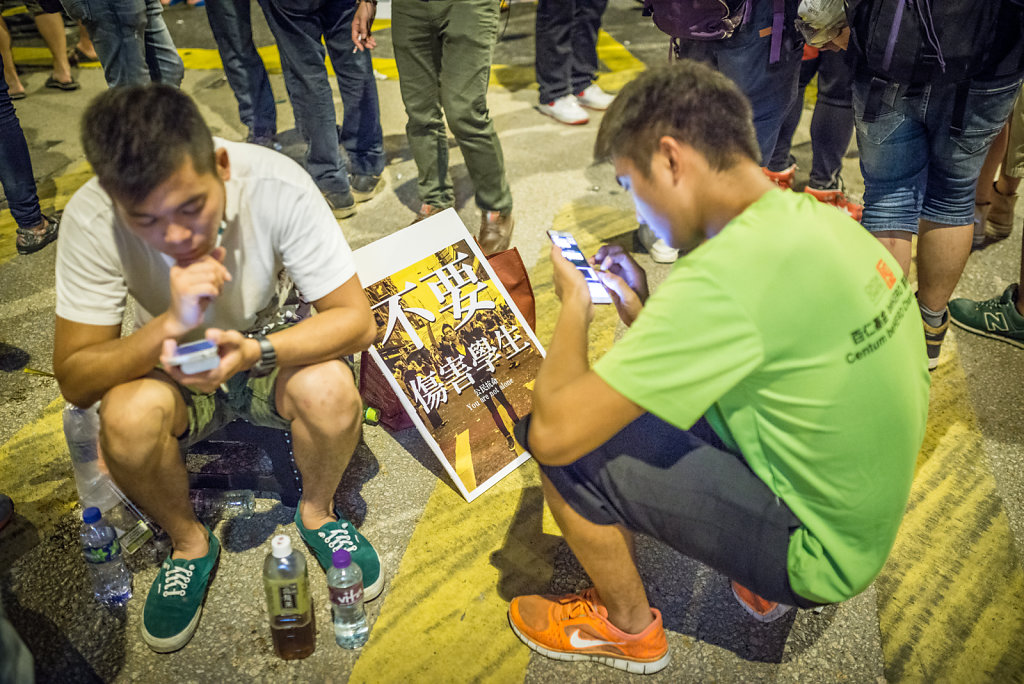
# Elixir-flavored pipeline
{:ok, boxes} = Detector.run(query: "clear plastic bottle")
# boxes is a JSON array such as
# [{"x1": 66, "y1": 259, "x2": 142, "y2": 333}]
[
  {"x1": 63, "y1": 403, "x2": 120, "y2": 512},
  {"x1": 327, "y1": 548, "x2": 369, "y2": 648},
  {"x1": 80, "y1": 507, "x2": 132, "y2": 606},
  {"x1": 263, "y1": 535, "x2": 315, "y2": 659},
  {"x1": 189, "y1": 489, "x2": 256, "y2": 522}
]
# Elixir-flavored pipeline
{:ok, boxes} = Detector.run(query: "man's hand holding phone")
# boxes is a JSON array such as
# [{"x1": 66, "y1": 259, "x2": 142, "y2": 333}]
[
  {"x1": 592, "y1": 244, "x2": 649, "y2": 327},
  {"x1": 160, "y1": 328, "x2": 255, "y2": 393},
  {"x1": 167, "y1": 246, "x2": 232, "y2": 336}
]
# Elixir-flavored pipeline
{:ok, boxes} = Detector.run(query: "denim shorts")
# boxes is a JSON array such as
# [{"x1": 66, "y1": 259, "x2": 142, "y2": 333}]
[
  {"x1": 514, "y1": 412, "x2": 820, "y2": 608},
  {"x1": 854, "y1": 73, "x2": 1023, "y2": 233}
]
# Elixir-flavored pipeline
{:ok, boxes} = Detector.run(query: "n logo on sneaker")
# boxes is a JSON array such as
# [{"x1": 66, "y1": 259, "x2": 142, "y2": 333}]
[
  {"x1": 984, "y1": 312, "x2": 1009, "y2": 331},
  {"x1": 568, "y1": 629, "x2": 621, "y2": 649}
]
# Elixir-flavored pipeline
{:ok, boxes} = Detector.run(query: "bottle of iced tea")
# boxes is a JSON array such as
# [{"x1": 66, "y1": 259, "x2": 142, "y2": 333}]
[{"x1": 263, "y1": 534, "x2": 316, "y2": 659}]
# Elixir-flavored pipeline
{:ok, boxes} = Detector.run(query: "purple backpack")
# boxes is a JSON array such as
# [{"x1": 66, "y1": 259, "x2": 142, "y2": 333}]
[{"x1": 643, "y1": 0, "x2": 788, "y2": 63}]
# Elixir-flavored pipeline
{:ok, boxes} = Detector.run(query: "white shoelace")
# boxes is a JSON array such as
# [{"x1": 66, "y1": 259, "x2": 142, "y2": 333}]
[
  {"x1": 161, "y1": 564, "x2": 195, "y2": 597},
  {"x1": 319, "y1": 525, "x2": 357, "y2": 553}
]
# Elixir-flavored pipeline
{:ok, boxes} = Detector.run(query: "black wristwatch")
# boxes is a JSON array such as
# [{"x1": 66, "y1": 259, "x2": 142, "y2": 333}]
[{"x1": 248, "y1": 334, "x2": 277, "y2": 377}]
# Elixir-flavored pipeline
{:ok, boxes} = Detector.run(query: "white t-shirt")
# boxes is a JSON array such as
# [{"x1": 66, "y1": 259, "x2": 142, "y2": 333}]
[{"x1": 56, "y1": 139, "x2": 356, "y2": 339}]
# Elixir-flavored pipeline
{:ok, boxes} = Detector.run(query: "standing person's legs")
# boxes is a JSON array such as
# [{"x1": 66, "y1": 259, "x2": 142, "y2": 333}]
[
  {"x1": 66, "y1": 0, "x2": 153, "y2": 87},
  {"x1": 32, "y1": 10, "x2": 76, "y2": 86},
  {"x1": 766, "y1": 51, "x2": 818, "y2": 175},
  {"x1": 0, "y1": 17, "x2": 25, "y2": 96},
  {"x1": 392, "y1": 0, "x2": 450, "y2": 211},
  {"x1": 534, "y1": 0, "x2": 574, "y2": 105},
  {"x1": 205, "y1": 0, "x2": 277, "y2": 139},
  {"x1": 141, "y1": 0, "x2": 184, "y2": 86},
  {"x1": 0, "y1": 53, "x2": 58, "y2": 254},
  {"x1": 985, "y1": 92, "x2": 1024, "y2": 240},
  {"x1": 567, "y1": 0, "x2": 609, "y2": 96},
  {"x1": 321, "y1": 0, "x2": 385, "y2": 179},
  {"x1": 260, "y1": 0, "x2": 351, "y2": 198},
  {"x1": 806, "y1": 49, "x2": 854, "y2": 190},
  {"x1": 437, "y1": 0, "x2": 512, "y2": 214}
]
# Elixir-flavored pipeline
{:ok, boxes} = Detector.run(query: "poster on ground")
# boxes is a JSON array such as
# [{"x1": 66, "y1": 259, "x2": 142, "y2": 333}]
[{"x1": 352, "y1": 210, "x2": 543, "y2": 502}]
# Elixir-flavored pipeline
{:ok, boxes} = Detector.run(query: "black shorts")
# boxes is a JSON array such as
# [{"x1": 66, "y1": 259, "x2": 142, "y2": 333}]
[{"x1": 515, "y1": 412, "x2": 820, "y2": 609}]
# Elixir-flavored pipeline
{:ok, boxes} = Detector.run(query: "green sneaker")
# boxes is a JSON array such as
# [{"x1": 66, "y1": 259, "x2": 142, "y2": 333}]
[
  {"x1": 293, "y1": 506, "x2": 383, "y2": 600},
  {"x1": 949, "y1": 284, "x2": 1024, "y2": 349},
  {"x1": 141, "y1": 527, "x2": 220, "y2": 653}
]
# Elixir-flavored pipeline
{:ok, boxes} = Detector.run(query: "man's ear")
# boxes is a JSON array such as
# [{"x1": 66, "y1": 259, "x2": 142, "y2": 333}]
[
  {"x1": 658, "y1": 135, "x2": 700, "y2": 186},
  {"x1": 215, "y1": 147, "x2": 231, "y2": 182}
]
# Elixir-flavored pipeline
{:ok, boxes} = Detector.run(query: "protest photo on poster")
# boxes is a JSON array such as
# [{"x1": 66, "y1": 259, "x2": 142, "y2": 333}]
[{"x1": 353, "y1": 211, "x2": 543, "y2": 501}]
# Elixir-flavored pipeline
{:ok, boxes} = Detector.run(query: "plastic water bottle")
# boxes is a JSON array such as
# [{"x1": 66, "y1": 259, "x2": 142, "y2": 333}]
[
  {"x1": 80, "y1": 507, "x2": 132, "y2": 606},
  {"x1": 327, "y1": 549, "x2": 369, "y2": 648},
  {"x1": 63, "y1": 403, "x2": 154, "y2": 554},
  {"x1": 189, "y1": 490, "x2": 255, "y2": 521},
  {"x1": 63, "y1": 403, "x2": 120, "y2": 512},
  {"x1": 263, "y1": 535, "x2": 315, "y2": 659}
]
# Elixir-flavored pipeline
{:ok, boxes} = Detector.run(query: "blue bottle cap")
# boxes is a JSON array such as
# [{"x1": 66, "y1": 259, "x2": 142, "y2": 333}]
[
  {"x1": 82, "y1": 507, "x2": 101, "y2": 524},
  {"x1": 332, "y1": 549, "x2": 351, "y2": 568}
]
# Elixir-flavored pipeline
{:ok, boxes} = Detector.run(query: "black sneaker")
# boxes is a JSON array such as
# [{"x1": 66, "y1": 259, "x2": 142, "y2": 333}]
[
  {"x1": 141, "y1": 527, "x2": 220, "y2": 653},
  {"x1": 923, "y1": 308, "x2": 949, "y2": 371},
  {"x1": 323, "y1": 190, "x2": 356, "y2": 219},
  {"x1": 245, "y1": 129, "x2": 282, "y2": 152},
  {"x1": 350, "y1": 174, "x2": 383, "y2": 203},
  {"x1": 16, "y1": 213, "x2": 59, "y2": 255}
]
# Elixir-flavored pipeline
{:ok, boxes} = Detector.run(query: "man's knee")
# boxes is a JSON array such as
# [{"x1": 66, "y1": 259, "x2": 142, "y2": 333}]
[
  {"x1": 99, "y1": 379, "x2": 182, "y2": 464},
  {"x1": 280, "y1": 360, "x2": 361, "y2": 430}
]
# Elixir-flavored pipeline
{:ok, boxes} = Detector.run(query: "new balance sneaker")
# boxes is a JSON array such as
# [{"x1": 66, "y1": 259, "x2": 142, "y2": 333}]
[
  {"x1": 540, "y1": 95, "x2": 589, "y2": 125},
  {"x1": 730, "y1": 581, "x2": 793, "y2": 623},
  {"x1": 350, "y1": 174, "x2": 384, "y2": 203},
  {"x1": 636, "y1": 223, "x2": 678, "y2": 263},
  {"x1": 294, "y1": 506, "x2": 383, "y2": 600},
  {"x1": 479, "y1": 210, "x2": 514, "y2": 254},
  {"x1": 141, "y1": 527, "x2": 220, "y2": 653},
  {"x1": 762, "y1": 164, "x2": 796, "y2": 190},
  {"x1": 986, "y1": 181, "x2": 1018, "y2": 240},
  {"x1": 324, "y1": 189, "x2": 357, "y2": 219},
  {"x1": 576, "y1": 84, "x2": 615, "y2": 111},
  {"x1": 804, "y1": 185, "x2": 864, "y2": 221},
  {"x1": 949, "y1": 283, "x2": 1024, "y2": 349},
  {"x1": 508, "y1": 589, "x2": 670, "y2": 675},
  {"x1": 922, "y1": 307, "x2": 950, "y2": 371}
]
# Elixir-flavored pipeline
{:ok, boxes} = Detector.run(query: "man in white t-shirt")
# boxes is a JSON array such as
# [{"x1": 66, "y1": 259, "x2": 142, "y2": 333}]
[{"x1": 54, "y1": 85, "x2": 381, "y2": 654}]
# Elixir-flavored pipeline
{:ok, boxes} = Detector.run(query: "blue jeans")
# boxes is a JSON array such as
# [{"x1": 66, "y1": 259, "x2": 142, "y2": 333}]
[
  {"x1": 258, "y1": 0, "x2": 385, "y2": 193},
  {"x1": 61, "y1": 0, "x2": 184, "y2": 88},
  {"x1": 854, "y1": 74, "x2": 1024, "y2": 233},
  {"x1": 674, "y1": 0, "x2": 803, "y2": 166},
  {"x1": 0, "y1": 53, "x2": 41, "y2": 230},
  {"x1": 205, "y1": 0, "x2": 277, "y2": 137}
]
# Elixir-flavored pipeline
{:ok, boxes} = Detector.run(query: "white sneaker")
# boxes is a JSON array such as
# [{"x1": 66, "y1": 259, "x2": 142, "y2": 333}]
[
  {"x1": 539, "y1": 95, "x2": 589, "y2": 125},
  {"x1": 637, "y1": 224, "x2": 678, "y2": 263},
  {"x1": 576, "y1": 84, "x2": 615, "y2": 111}
]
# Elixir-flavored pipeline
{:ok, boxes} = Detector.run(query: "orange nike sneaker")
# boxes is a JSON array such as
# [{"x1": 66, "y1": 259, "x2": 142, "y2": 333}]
[
  {"x1": 804, "y1": 185, "x2": 864, "y2": 221},
  {"x1": 508, "y1": 588, "x2": 670, "y2": 674},
  {"x1": 730, "y1": 580, "x2": 793, "y2": 623},
  {"x1": 763, "y1": 164, "x2": 796, "y2": 190}
]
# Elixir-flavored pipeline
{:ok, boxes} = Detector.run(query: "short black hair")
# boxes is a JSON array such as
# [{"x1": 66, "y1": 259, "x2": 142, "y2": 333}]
[
  {"x1": 442, "y1": 324, "x2": 455, "y2": 334},
  {"x1": 594, "y1": 61, "x2": 760, "y2": 175},
  {"x1": 81, "y1": 84, "x2": 217, "y2": 204}
]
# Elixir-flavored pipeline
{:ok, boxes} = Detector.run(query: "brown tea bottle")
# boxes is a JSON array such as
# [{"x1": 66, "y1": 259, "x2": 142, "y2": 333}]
[{"x1": 263, "y1": 534, "x2": 316, "y2": 659}]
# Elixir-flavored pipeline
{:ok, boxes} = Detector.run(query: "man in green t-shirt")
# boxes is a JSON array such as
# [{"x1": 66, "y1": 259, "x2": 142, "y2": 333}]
[{"x1": 507, "y1": 61, "x2": 930, "y2": 675}]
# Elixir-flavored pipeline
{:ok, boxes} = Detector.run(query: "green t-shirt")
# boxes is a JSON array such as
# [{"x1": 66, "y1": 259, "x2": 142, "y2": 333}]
[{"x1": 594, "y1": 189, "x2": 930, "y2": 604}]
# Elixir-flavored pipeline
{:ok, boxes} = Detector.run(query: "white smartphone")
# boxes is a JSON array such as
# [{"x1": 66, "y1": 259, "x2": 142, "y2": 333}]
[
  {"x1": 166, "y1": 339, "x2": 220, "y2": 374},
  {"x1": 548, "y1": 230, "x2": 613, "y2": 305}
]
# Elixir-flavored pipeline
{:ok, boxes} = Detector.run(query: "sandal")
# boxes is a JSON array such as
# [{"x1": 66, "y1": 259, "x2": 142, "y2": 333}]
[
  {"x1": 45, "y1": 76, "x2": 80, "y2": 91},
  {"x1": 16, "y1": 213, "x2": 60, "y2": 255},
  {"x1": 8, "y1": 90, "x2": 26, "y2": 100}
]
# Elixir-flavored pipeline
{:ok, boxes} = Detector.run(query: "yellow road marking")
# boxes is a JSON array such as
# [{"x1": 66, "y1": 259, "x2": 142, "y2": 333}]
[
  {"x1": 875, "y1": 334, "x2": 1024, "y2": 679},
  {"x1": 454, "y1": 428, "x2": 476, "y2": 492}
]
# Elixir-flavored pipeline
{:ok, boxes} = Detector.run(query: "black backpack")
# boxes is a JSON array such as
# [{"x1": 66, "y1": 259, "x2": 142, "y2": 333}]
[
  {"x1": 642, "y1": 0, "x2": 790, "y2": 64},
  {"x1": 847, "y1": 0, "x2": 1003, "y2": 85}
]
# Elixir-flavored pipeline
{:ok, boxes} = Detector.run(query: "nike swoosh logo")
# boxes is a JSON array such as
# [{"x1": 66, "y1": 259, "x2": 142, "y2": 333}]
[{"x1": 569, "y1": 629, "x2": 621, "y2": 649}]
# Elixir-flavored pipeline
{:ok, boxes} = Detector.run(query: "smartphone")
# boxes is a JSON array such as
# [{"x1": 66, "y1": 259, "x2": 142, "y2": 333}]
[
  {"x1": 547, "y1": 230, "x2": 613, "y2": 304},
  {"x1": 166, "y1": 339, "x2": 220, "y2": 375}
]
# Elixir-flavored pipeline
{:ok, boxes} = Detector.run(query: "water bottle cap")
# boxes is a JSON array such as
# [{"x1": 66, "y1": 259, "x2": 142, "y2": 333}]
[
  {"x1": 332, "y1": 549, "x2": 351, "y2": 568},
  {"x1": 271, "y1": 534, "x2": 292, "y2": 558},
  {"x1": 82, "y1": 507, "x2": 101, "y2": 524}
]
